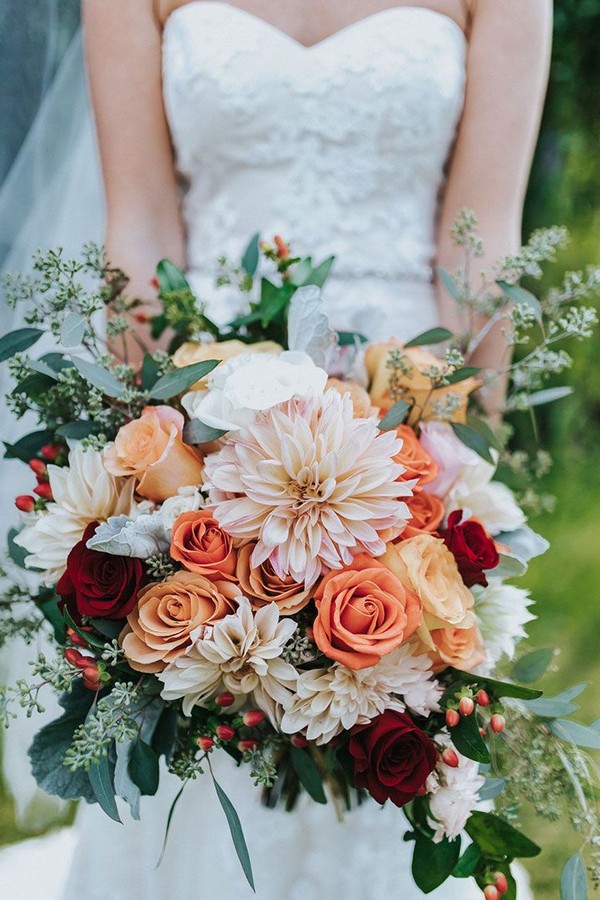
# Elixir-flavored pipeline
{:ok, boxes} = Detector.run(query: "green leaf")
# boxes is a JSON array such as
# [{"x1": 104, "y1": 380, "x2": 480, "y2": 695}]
[
  {"x1": 8, "y1": 527, "x2": 30, "y2": 569},
  {"x1": 453, "y1": 842, "x2": 482, "y2": 878},
  {"x1": 378, "y1": 401, "x2": 411, "y2": 431},
  {"x1": 404, "y1": 327, "x2": 454, "y2": 348},
  {"x1": 60, "y1": 312, "x2": 86, "y2": 348},
  {"x1": 257, "y1": 278, "x2": 295, "y2": 327},
  {"x1": 450, "y1": 712, "x2": 491, "y2": 764},
  {"x1": 3, "y1": 429, "x2": 55, "y2": 462},
  {"x1": 465, "y1": 811, "x2": 541, "y2": 859},
  {"x1": 157, "y1": 781, "x2": 188, "y2": 866},
  {"x1": 28, "y1": 358, "x2": 60, "y2": 380},
  {"x1": 511, "y1": 648, "x2": 555, "y2": 683},
  {"x1": 450, "y1": 670, "x2": 543, "y2": 701},
  {"x1": 128, "y1": 739, "x2": 160, "y2": 796},
  {"x1": 148, "y1": 360, "x2": 219, "y2": 400},
  {"x1": 55, "y1": 420, "x2": 96, "y2": 440},
  {"x1": 89, "y1": 618, "x2": 127, "y2": 640},
  {"x1": 151, "y1": 707, "x2": 179, "y2": 763},
  {"x1": 211, "y1": 770, "x2": 255, "y2": 892},
  {"x1": 302, "y1": 255, "x2": 335, "y2": 288},
  {"x1": 141, "y1": 354, "x2": 161, "y2": 391},
  {"x1": 436, "y1": 267, "x2": 462, "y2": 302},
  {"x1": 466, "y1": 415, "x2": 503, "y2": 452},
  {"x1": 550, "y1": 720, "x2": 600, "y2": 750},
  {"x1": 156, "y1": 259, "x2": 191, "y2": 293},
  {"x1": 38, "y1": 593, "x2": 67, "y2": 644},
  {"x1": 336, "y1": 330, "x2": 368, "y2": 346},
  {"x1": 478, "y1": 777, "x2": 507, "y2": 801},
  {"x1": 451, "y1": 422, "x2": 494, "y2": 464},
  {"x1": 89, "y1": 754, "x2": 122, "y2": 823},
  {"x1": 496, "y1": 281, "x2": 542, "y2": 321},
  {"x1": 412, "y1": 834, "x2": 461, "y2": 893},
  {"x1": 183, "y1": 419, "x2": 228, "y2": 444},
  {"x1": 290, "y1": 745, "x2": 327, "y2": 804},
  {"x1": 71, "y1": 357, "x2": 124, "y2": 399},
  {"x1": 63, "y1": 608, "x2": 108, "y2": 654},
  {"x1": 0, "y1": 327, "x2": 44, "y2": 363},
  {"x1": 561, "y1": 853, "x2": 589, "y2": 900},
  {"x1": 445, "y1": 366, "x2": 481, "y2": 384},
  {"x1": 523, "y1": 698, "x2": 579, "y2": 719},
  {"x1": 12, "y1": 372, "x2": 55, "y2": 398},
  {"x1": 241, "y1": 233, "x2": 261, "y2": 276},
  {"x1": 528, "y1": 387, "x2": 574, "y2": 407},
  {"x1": 150, "y1": 313, "x2": 169, "y2": 340}
]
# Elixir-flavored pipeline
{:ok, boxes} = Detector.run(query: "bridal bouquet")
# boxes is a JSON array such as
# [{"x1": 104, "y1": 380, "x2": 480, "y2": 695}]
[{"x1": 1, "y1": 218, "x2": 599, "y2": 898}]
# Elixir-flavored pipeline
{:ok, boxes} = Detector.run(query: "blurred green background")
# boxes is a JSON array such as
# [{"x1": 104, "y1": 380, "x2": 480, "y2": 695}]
[{"x1": 1, "y1": 3, "x2": 600, "y2": 897}]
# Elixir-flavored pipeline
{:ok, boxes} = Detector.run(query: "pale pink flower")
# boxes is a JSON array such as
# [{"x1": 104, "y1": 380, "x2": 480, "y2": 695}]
[{"x1": 204, "y1": 390, "x2": 413, "y2": 587}]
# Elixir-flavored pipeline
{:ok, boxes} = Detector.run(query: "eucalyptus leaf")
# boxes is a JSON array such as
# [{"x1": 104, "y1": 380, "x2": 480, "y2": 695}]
[
  {"x1": 445, "y1": 366, "x2": 481, "y2": 384},
  {"x1": 478, "y1": 777, "x2": 507, "y2": 801},
  {"x1": 211, "y1": 768, "x2": 255, "y2": 892},
  {"x1": 141, "y1": 354, "x2": 161, "y2": 391},
  {"x1": 378, "y1": 401, "x2": 411, "y2": 431},
  {"x1": 148, "y1": 360, "x2": 219, "y2": 400},
  {"x1": 0, "y1": 327, "x2": 44, "y2": 363},
  {"x1": 451, "y1": 422, "x2": 494, "y2": 464},
  {"x1": 55, "y1": 420, "x2": 96, "y2": 440},
  {"x1": 60, "y1": 312, "x2": 87, "y2": 348},
  {"x1": 38, "y1": 593, "x2": 67, "y2": 644},
  {"x1": 71, "y1": 357, "x2": 124, "y2": 399},
  {"x1": 128, "y1": 738, "x2": 160, "y2": 797},
  {"x1": 466, "y1": 415, "x2": 503, "y2": 452},
  {"x1": 511, "y1": 648, "x2": 555, "y2": 684},
  {"x1": 7, "y1": 527, "x2": 30, "y2": 569},
  {"x1": 28, "y1": 359, "x2": 60, "y2": 380},
  {"x1": 550, "y1": 720, "x2": 600, "y2": 750},
  {"x1": 241, "y1": 232, "x2": 261, "y2": 276},
  {"x1": 436, "y1": 267, "x2": 462, "y2": 302},
  {"x1": 497, "y1": 281, "x2": 542, "y2": 321},
  {"x1": 404, "y1": 327, "x2": 454, "y2": 348},
  {"x1": 523, "y1": 698, "x2": 579, "y2": 719},
  {"x1": 412, "y1": 834, "x2": 461, "y2": 893},
  {"x1": 527, "y1": 387, "x2": 574, "y2": 407},
  {"x1": 89, "y1": 754, "x2": 122, "y2": 823},
  {"x1": 465, "y1": 811, "x2": 540, "y2": 859},
  {"x1": 560, "y1": 853, "x2": 588, "y2": 900},
  {"x1": 183, "y1": 419, "x2": 227, "y2": 444},
  {"x1": 290, "y1": 745, "x2": 327, "y2": 804}
]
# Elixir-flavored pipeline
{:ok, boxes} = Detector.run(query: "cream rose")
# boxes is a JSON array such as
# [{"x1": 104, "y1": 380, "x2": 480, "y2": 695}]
[{"x1": 173, "y1": 339, "x2": 282, "y2": 390}]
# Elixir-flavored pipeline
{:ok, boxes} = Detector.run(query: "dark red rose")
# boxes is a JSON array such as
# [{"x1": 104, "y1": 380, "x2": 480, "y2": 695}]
[
  {"x1": 348, "y1": 710, "x2": 438, "y2": 807},
  {"x1": 57, "y1": 523, "x2": 144, "y2": 620},
  {"x1": 441, "y1": 510, "x2": 499, "y2": 588}
]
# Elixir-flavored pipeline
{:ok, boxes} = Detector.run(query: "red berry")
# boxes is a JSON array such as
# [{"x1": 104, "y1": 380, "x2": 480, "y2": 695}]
[
  {"x1": 64, "y1": 648, "x2": 83, "y2": 667},
  {"x1": 67, "y1": 628, "x2": 88, "y2": 648},
  {"x1": 216, "y1": 692, "x2": 235, "y2": 708},
  {"x1": 476, "y1": 690, "x2": 490, "y2": 707},
  {"x1": 445, "y1": 709, "x2": 460, "y2": 728},
  {"x1": 15, "y1": 495, "x2": 36, "y2": 513},
  {"x1": 459, "y1": 696, "x2": 475, "y2": 717},
  {"x1": 490, "y1": 714, "x2": 506, "y2": 734},
  {"x1": 29, "y1": 459, "x2": 48, "y2": 479},
  {"x1": 415, "y1": 783, "x2": 428, "y2": 797},
  {"x1": 197, "y1": 736, "x2": 214, "y2": 752},
  {"x1": 274, "y1": 235, "x2": 290, "y2": 259},
  {"x1": 238, "y1": 739, "x2": 260, "y2": 753},
  {"x1": 83, "y1": 665, "x2": 100, "y2": 683},
  {"x1": 291, "y1": 734, "x2": 308, "y2": 748},
  {"x1": 494, "y1": 873, "x2": 509, "y2": 895},
  {"x1": 40, "y1": 444, "x2": 62, "y2": 462},
  {"x1": 441, "y1": 748, "x2": 459, "y2": 768},
  {"x1": 242, "y1": 710, "x2": 265, "y2": 727},
  {"x1": 216, "y1": 724, "x2": 236, "y2": 742},
  {"x1": 483, "y1": 886, "x2": 500, "y2": 900},
  {"x1": 74, "y1": 655, "x2": 95, "y2": 670},
  {"x1": 33, "y1": 482, "x2": 53, "y2": 501}
]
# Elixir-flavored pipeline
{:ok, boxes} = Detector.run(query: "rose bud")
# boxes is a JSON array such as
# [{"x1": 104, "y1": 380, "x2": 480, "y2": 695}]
[
  {"x1": 445, "y1": 709, "x2": 460, "y2": 728},
  {"x1": 459, "y1": 696, "x2": 475, "y2": 717},
  {"x1": 490, "y1": 714, "x2": 506, "y2": 734},
  {"x1": 291, "y1": 734, "x2": 308, "y2": 749},
  {"x1": 64, "y1": 648, "x2": 83, "y2": 667},
  {"x1": 494, "y1": 873, "x2": 509, "y2": 895},
  {"x1": 33, "y1": 482, "x2": 53, "y2": 501},
  {"x1": 483, "y1": 886, "x2": 500, "y2": 900},
  {"x1": 15, "y1": 495, "x2": 36, "y2": 513},
  {"x1": 197, "y1": 736, "x2": 214, "y2": 752},
  {"x1": 476, "y1": 690, "x2": 490, "y2": 707},
  {"x1": 242, "y1": 710, "x2": 265, "y2": 728},
  {"x1": 441, "y1": 748, "x2": 459, "y2": 768},
  {"x1": 40, "y1": 443, "x2": 62, "y2": 462},
  {"x1": 238, "y1": 739, "x2": 260, "y2": 753},
  {"x1": 216, "y1": 724, "x2": 236, "y2": 742},
  {"x1": 216, "y1": 692, "x2": 235, "y2": 708},
  {"x1": 28, "y1": 459, "x2": 47, "y2": 479}
]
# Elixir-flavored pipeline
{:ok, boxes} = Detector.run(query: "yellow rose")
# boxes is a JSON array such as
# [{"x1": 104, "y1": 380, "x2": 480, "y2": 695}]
[
  {"x1": 173, "y1": 340, "x2": 283, "y2": 390},
  {"x1": 365, "y1": 340, "x2": 478, "y2": 426},
  {"x1": 381, "y1": 533, "x2": 475, "y2": 649}
]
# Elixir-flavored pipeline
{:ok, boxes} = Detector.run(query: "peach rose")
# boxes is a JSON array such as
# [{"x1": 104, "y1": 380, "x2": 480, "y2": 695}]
[
  {"x1": 120, "y1": 571, "x2": 239, "y2": 673},
  {"x1": 381, "y1": 534, "x2": 474, "y2": 649},
  {"x1": 365, "y1": 340, "x2": 478, "y2": 426},
  {"x1": 171, "y1": 510, "x2": 237, "y2": 580},
  {"x1": 401, "y1": 492, "x2": 445, "y2": 538},
  {"x1": 173, "y1": 340, "x2": 282, "y2": 390},
  {"x1": 394, "y1": 425, "x2": 439, "y2": 489},
  {"x1": 429, "y1": 623, "x2": 487, "y2": 673},
  {"x1": 236, "y1": 543, "x2": 312, "y2": 615},
  {"x1": 325, "y1": 378, "x2": 378, "y2": 418},
  {"x1": 313, "y1": 553, "x2": 422, "y2": 670},
  {"x1": 104, "y1": 406, "x2": 204, "y2": 503}
]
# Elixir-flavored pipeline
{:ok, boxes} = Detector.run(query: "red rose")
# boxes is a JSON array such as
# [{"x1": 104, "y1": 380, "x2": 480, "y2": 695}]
[
  {"x1": 441, "y1": 510, "x2": 499, "y2": 588},
  {"x1": 57, "y1": 523, "x2": 144, "y2": 620},
  {"x1": 348, "y1": 710, "x2": 438, "y2": 807}
]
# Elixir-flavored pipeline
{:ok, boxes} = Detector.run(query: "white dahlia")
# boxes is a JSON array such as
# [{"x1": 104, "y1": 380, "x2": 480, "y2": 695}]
[
  {"x1": 280, "y1": 643, "x2": 441, "y2": 745},
  {"x1": 475, "y1": 582, "x2": 536, "y2": 665},
  {"x1": 204, "y1": 390, "x2": 413, "y2": 588},
  {"x1": 15, "y1": 445, "x2": 137, "y2": 582},
  {"x1": 426, "y1": 738, "x2": 485, "y2": 842},
  {"x1": 158, "y1": 598, "x2": 298, "y2": 719}
]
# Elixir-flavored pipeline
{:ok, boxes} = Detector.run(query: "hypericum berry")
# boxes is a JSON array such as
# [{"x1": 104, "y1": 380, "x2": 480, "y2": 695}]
[
  {"x1": 64, "y1": 648, "x2": 83, "y2": 667},
  {"x1": 216, "y1": 724, "x2": 236, "y2": 742},
  {"x1": 445, "y1": 709, "x2": 460, "y2": 728},
  {"x1": 83, "y1": 665, "x2": 100, "y2": 682},
  {"x1": 476, "y1": 690, "x2": 490, "y2": 707},
  {"x1": 291, "y1": 734, "x2": 308, "y2": 748},
  {"x1": 441, "y1": 748, "x2": 459, "y2": 768},
  {"x1": 28, "y1": 459, "x2": 48, "y2": 479},
  {"x1": 33, "y1": 482, "x2": 53, "y2": 501},
  {"x1": 15, "y1": 495, "x2": 36, "y2": 513},
  {"x1": 40, "y1": 443, "x2": 62, "y2": 462},
  {"x1": 274, "y1": 235, "x2": 290, "y2": 259},
  {"x1": 67, "y1": 627, "x2": 88, "y2": 648},
  {"x1": 459, "y1": 696, "x2": 475, "y2": 717},
  {"x1": 74, "y1": 655, "x2": 95, "y2": 670},
  {"x1": 479, "y1": 727, "x2": 487, "y2": 737},
  {"x1": 242, "y1": 710, "x2": 265, "y2": 727},
  {"x1": 216, "y1": 692, "x2": 235, "y2": 708},
  {"x1": 494, "y1": 873, "x2": 509, "y2": 895},
  {"x1": 490, "y1": 714, "x2": 506, "y2": 734},
  {"x1": 238, "y1": 739, "x2": 260, "y2": 753},
  {"x1": 483, "y1": 886, "x2": 500, "y2": 900},
  {"x1": 197, "y1": 736, "x2": 214, "y2": 752}
]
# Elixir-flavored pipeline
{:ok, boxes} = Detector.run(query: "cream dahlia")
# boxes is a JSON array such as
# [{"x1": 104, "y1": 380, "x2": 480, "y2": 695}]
[
  {"x1": 426, "y1": 737, "x2": 485, "y2": 842},
  {"x1": 204, "y1": 390, "x2": 413, "y2": 587}
]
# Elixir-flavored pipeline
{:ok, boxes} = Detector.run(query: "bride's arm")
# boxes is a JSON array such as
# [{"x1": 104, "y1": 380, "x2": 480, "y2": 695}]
[
  {"x1": 83, "y1": 0, "x2": 185, "y2": 309},
  {"x1": 436, "y1": 0, "x2": 553, "y2": 418}
]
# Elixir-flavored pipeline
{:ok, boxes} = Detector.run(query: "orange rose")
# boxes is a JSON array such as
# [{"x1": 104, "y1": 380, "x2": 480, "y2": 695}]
[
  {"x1": 171, "y1": 510, "x2": 237, "y2": 581},
  {"x1": 313, "y1": 553, "x2": 422, "y2": 670},
  {"x1": 325, "y1": 378, "x2": 378, "y2": 418},
  {"x1": 120, "y1": 571, "x2": 238, "y2": 673},
  {"x1": 402, "y1": 492, "x2": 445, "y2": 538},
  {"x1": 173, "y1": 340, "x2": 282, "y2": 390},
  {"x1": 429, "y1": 623, "x2": 487, "y2": 673},
  {"x1": 365, "y1": 340, "x2": 478, "y2": 426},
  {"x1": 236, "y1": 543, "x2": 312, "y2": 615},
  {"x1": 104, "y1": 406, "x2": 203, "y2": 503},
  {"x1": 394, "y1": 425, "x2": 439, "y2": 489}
]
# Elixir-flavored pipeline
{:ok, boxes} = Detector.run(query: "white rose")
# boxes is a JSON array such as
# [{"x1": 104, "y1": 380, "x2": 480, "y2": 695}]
[
  {"x1": 159, "y1": 486, "x2": 204, "y2": 530},
  {"x1": 447, "y1": 459, "x2": 525, "y2": 536},
  {"x1": 181, "y1": 351, "x2": 328, "y2": 433}
]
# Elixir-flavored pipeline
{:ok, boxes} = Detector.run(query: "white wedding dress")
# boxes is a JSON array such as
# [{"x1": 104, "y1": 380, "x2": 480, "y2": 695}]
[{"x1": 0, "y1": 4, "x2": 532, "y2": 898}]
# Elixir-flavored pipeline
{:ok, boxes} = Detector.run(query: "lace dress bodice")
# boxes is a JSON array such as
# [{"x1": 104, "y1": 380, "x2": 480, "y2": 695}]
[{"x1": 162, "y1": 2, "x2": 467, "y2": 338}]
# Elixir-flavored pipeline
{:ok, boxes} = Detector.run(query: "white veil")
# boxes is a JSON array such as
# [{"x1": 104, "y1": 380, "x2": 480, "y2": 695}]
[{"x1": 0, "y1": 18, "x2": 105, "y2": 821}]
